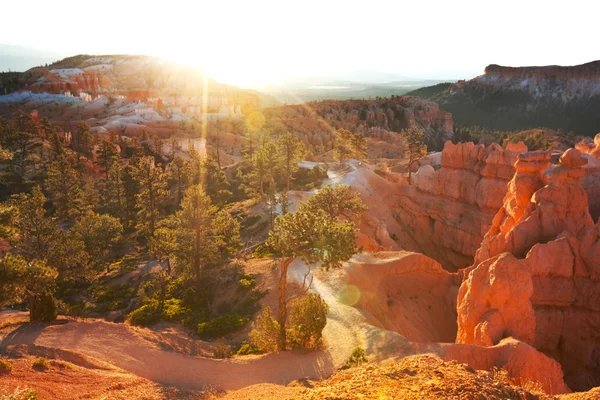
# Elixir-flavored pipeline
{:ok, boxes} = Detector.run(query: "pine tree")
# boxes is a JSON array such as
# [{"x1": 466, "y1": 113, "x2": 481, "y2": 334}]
[
  {"x1": 168, "y1": 156, "x2": 191, "y2": 206},
  {"x1": 162, "y1": 185, "x2": 239, "y2": 286},
  {"x1": 96, "y1": 140, "x2": 119, "y2": 179},
  {"x1": 277, "y1": 132, "x2": 305, "y2": 192},
  {"x1": 132, "y1": 156, "x2": 168, "y2": 236},
  {"x1": 400, "y1": 127, "x2": 428, "y2": 185},
  {"x1": 202, "y1": 152, "x2": 231, "y2": 207},
  {"x1": 46, "y1": 154, "x2": 84, "y2": 220},
  {"x1": 334, "y1": 128, "x2": 353, "y2": 164}
]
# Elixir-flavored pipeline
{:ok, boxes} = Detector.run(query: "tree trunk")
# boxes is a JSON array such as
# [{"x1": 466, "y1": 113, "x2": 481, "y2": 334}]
[{"x1": 277, "y1": 257, "x2": 294, "y2": 350}]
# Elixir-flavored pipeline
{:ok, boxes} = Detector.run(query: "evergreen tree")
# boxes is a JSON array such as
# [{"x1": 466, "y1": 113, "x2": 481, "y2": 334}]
[
  {"x1": 159, "y1": 185, "x2": 239, "y2": 286},
  {"x1": 334, "y1": 128, "x2": 353, "y2": 164},
  {"x1": 168, "y1": 156, "x2": 191, "y2": 206},
  {"x1": 72, "y1": 211, "x2": 124, "y2": 272},
  {"x1": 202, "y1": 152, "x2": 231, "y2": 207},
  {"x1": 400, "y1": 127, "x2": 428, "y2": 185},
  {"x1": 96, "y1": 140, "x2": 119, "y2": 179},
  {"x1": 277, "y1": 132, "x2": 306, "y2": 192},
  {"x1": 46, "y1": 154, "x2": 84, "y2": 220},
  {"x1": 266, "y1": 185, "x2": 366, "y2": 348},
  {"x1": 132, "y1": 156, "x2": 168, "y2": 236}
]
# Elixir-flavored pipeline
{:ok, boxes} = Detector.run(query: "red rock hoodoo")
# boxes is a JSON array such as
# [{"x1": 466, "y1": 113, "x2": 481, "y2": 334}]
[{"x1": 457, "y1": 148, "x2": 600, "y2": 391}]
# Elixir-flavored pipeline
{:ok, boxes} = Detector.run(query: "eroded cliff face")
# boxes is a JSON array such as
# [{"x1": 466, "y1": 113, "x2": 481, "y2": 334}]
[
  {"x1": 457, "y1": 148, "x2": 600, "y2": 391},
  {"x1": 392, "y1": 141, "x2": 527, "y2": 270},
  {"x1": 437, "y1": 61, "x2": 600, "y2": 135},
  {"x1": 0, "y1": 55, "x2": 263, "y2": 111}
]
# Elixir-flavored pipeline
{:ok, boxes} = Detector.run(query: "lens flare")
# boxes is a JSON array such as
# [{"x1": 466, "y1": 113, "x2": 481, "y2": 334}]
[{"x1": 338, "y1": 284, "x2": 361, "y2": 306}]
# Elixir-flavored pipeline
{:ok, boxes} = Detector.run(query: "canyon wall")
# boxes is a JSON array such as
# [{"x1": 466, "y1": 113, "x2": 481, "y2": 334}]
[
  {"x1": 456, "y1": 148, "x2": 600, "y2": 391},
  {"x1": 437, "y1": 61, "x2": 600, "y2": 136},
  {"x1": 392, "y1": 141, "x2": 526, "y2": 270}
]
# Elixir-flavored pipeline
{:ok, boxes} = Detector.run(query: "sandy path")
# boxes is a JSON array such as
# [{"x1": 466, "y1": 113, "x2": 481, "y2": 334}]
[{"x1": 0, "y1": 257, "x2": 397, "y2": 391}]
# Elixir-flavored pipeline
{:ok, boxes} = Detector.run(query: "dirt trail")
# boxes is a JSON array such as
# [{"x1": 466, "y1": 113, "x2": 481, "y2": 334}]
[{"x1": 0, "y1": 254, "x2": 420, "y2": 391}]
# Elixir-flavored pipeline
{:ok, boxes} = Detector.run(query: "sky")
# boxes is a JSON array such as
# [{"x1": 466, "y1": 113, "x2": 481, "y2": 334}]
[{"x1": 0, "y1": 0, "x2": 598, "y2": 88}]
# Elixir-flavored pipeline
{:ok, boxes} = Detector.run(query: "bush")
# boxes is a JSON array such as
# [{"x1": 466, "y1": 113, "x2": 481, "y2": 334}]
[
  {"x1": 236, "y1": 343, "x2": 263, "y2": 355},
  {"x1": 212, "y1": 338, "x2": 232, "y2": 359},
  {"x1": 237, "y1": 274, "x2": 256, "y2": 290},
  {"x1": 161, "y1": 298, "x2": 191, "y2": 323},
  {"x1": 93, "y1": 284, "x2": 134, "y2": 313},
  {"x1": 57, "y1": 300, "x2": 87, "y2": 320},
  {"x1": 197, "y1": 314, "x2": 249, "y2": 339},
  {"x1": 287, "y1": 293, "x2": 329, "y2": 349},
  {"x1": 248, "y1": 307, "x2": 281, "y2": 352},
  {"x1": 127, "y1": 303, "x2": 160, "y2": 326},
  {"x1": 0, "y1": 359, "x2": 12, "y2": 374},
  {"x1": 341, "y1": 347, "x2": 368, "y2": 369},
  {"x1": 32, "y1": 357, "x2": 49, "y2": 371}
]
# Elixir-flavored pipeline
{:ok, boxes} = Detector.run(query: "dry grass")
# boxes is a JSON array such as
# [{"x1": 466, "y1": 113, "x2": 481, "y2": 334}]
[
  {"x1": 31, "y1": 358, "x2": 49, "y2": 371},
  {"x1": 292, "y1": 354, "x2": 553, "y2": 400},
  {"x1": 0, "y1": 314, "x2": 29, "y2": 331}
]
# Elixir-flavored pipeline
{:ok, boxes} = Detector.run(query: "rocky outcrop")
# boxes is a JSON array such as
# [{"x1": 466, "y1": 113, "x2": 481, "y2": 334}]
[
  {"x1": 392, "y1": 141, "x2": 527, "y2": 270},
  {"x1": 442, "y1": 338, "x2": 570, "y2": 395},
  {"x1": 457, "y1": 148, "x2": 600, "y2": 391},
  {"x1": 475, "y1": 149, "x2": 593, "y2": 262}
]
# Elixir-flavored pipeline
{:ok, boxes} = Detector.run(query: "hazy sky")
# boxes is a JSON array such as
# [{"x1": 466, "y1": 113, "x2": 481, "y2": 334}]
[{"x1": 1, "y1": 0, "x2": 598, "y2": 87}]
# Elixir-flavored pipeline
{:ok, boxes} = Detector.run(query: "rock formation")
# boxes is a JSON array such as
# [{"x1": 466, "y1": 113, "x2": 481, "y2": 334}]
[
  {"x1": 393, "y1": 141, "x2": 527, "y2": 270},
  {"x1": 457, "y1": 148, "x2": 600, "y2": 391},
  {"x1": 346, "y1": 251, "x2": 460, "y2": 343}
]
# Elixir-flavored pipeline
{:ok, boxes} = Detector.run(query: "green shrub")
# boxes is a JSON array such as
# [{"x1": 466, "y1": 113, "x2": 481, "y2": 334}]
[
  {"x1": 197, "y1": 314, "x2": 249, "y2": 339},
  {"x1": 237, "y1": 274, "x2": 256, "y2": 290},
  {"x1": 248, "y1": 307, "x2": 281, "y2": 352},
  {"x1": 236, "y1": 343, "x2": 263, "y2": 355},
  {"x1": 57, "y1": 300, "x2": 87, "y2": 320},
  {"x1": 341, "y1": 347, "x2": 368, "y2": 369},
  {"x1": 0, "y1": 359, "x2": 12, "y2": 374},
  {"x1": 161, "y1": 298, "x2": 191, "y2": 322},
  {"x1": 93, "y1": 284, "x2": 134, "y2": 313},
  {"x1": 32, "y1": 357, "x2": 49, "y2": 371},
  {"x1": 127, "y1": 303, "x2": 160, "y2": 326},
  {"x1": 287, "y1": 293, "x2": 329, "y2": 349}
]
